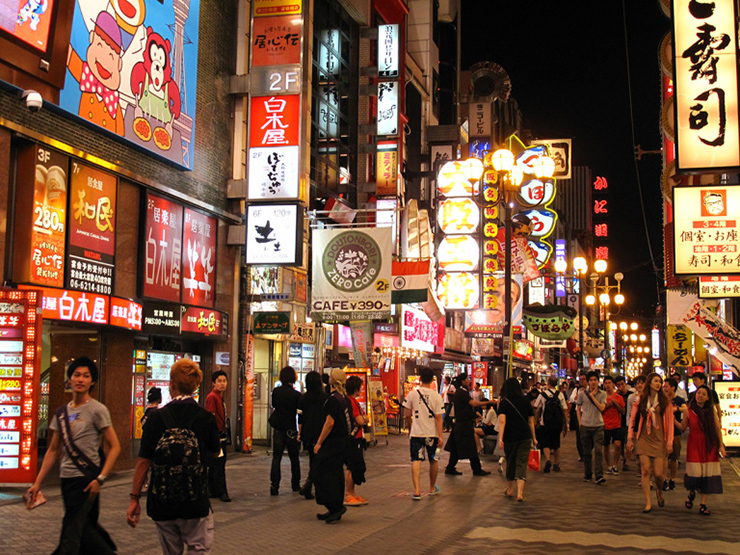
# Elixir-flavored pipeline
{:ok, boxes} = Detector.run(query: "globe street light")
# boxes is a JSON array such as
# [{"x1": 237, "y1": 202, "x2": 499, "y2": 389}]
[{"x1": 585, "y1": 263, "x2": 625, "y2": 371}]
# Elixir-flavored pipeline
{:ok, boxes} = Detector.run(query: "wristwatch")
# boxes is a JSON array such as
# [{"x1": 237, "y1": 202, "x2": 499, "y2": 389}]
[{"x1": 96, "y1": 474, "x2": 107, "y2": 484}]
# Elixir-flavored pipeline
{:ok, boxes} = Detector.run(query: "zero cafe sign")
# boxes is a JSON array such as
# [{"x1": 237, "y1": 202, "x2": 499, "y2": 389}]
[{"x1": 18, "y1": 286, "x2": 142, "y2": 331}]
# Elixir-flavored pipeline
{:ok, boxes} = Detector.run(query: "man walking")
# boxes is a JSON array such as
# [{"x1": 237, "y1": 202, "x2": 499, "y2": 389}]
[
  {"x1": 127, "y1": 358, "x2": 221, "y2": 553},
  {"x1": 440, "y1": 376, "x2": 455, "y2": 432},
  {"x1": 444, "y1": 373, "x2": 492, "y2": 476},
  {"x1": 403, "y1": 367, "x2": 444, "y2": 500},
  {"x1": 534, "y1": 376, "x2": 568, "y2": 472},
  {"x1": 577, "y1": 371, "x2": 607, "y2": 484},
  {"x1": 206, "y1": 370, "x2": 231, "y2": 502}
]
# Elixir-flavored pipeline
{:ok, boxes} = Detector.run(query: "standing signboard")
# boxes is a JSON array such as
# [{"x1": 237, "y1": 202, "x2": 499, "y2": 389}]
[
  {"x1": 368, "y1": 376, "x2": 388, "y2": 437},
  {"x1": 0, "y1": 289, "x2": 42, "y2": 486}
]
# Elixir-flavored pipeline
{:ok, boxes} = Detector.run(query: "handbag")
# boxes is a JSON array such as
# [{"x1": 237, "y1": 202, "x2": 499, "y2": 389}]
[{"x1": 528, "y1": 448, "x2": 541, "y2": 472}]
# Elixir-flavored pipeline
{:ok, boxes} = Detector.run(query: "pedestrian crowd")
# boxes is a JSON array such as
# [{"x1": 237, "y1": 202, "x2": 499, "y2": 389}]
[{"x1": 24, "y1": 356, "x2": 729, "y2": 554}]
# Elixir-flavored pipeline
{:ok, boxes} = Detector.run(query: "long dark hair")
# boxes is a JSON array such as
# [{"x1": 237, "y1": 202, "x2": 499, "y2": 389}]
[
  {"x1": 500, "y1": 377, "x2": 525, "y2": 401},
  {"x1": 637, "y1": 372, "x2": 669, "y2": 417},
  {"x1": 689, "y1": 385, "x2": 720, "y2": 452},
  {"x1": 304, "y1": 371, "x2": 324, "y2": 395}
]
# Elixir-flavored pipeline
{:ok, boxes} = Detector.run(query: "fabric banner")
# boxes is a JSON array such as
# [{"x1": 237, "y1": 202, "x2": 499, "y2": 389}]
[
  {"x1": 311, "y1": 227, "x2": 392, "y2": 320},
  {"x1": 667, "y1": 324, "x2": 693, "y2": 367},
  {"x1": 391, "y1": 260, "x2": 430, "y2": 304},
  {"x1": 667, "y1": 290, "x2": 698, "y2": 325},
  {"x1": 350, "y1": 321, "x2": 373, "y2": 368},
  {"x1": 368, "y1": 376, "x2": 388, "y2": 436},
  {"x1": 681, "y1": 301, "x2": 740, "y2": 376}
]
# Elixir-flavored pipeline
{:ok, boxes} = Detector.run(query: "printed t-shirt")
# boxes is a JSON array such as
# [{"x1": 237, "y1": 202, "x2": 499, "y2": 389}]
[{"x1": 403, "y1": 386, "x2": 444, "y2": 438}]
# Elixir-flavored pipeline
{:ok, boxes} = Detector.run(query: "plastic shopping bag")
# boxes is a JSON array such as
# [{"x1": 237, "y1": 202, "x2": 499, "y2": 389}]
[{"x1": 528, "y1": 448, "x2": 540, "y2": 472}]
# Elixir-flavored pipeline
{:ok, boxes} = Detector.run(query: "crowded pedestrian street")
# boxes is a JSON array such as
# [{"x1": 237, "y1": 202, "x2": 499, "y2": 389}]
[{"x1": 3, "y1": 431, "x2": 739, "y2": 554}]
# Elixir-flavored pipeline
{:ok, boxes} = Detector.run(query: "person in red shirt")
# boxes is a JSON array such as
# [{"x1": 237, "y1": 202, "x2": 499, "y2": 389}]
[
  {"x1": 602, "y1": 375, "x2": 625, "y2": 475},
  {"x1": 205, "y1": 370, "x2": 230, "y2": 502},
  {"x1": 345, "y1": 376, "x2": 368, "y2": 506}
]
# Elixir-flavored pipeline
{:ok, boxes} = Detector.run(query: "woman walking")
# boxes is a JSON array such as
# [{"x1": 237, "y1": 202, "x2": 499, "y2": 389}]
[
  {"x1": 298, "y1": 371, "x2": 328, "y2": 499},
  {"x1": 26, "y1": 356, "x2": 121, "y2": 554},
  {"x1": 677, "y1": 385, "x2": 725, "y2": 515},
  {"x1": 627, "y1": 372, "x2": 673, "y2": 513},
  {"x1": 497, "y1": 377, "x2": 537, "y2": 502}
]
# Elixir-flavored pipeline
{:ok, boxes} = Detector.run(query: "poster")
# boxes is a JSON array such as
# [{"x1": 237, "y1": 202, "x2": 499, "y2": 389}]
[
  {"x1": 66, "y1": 161, "x2": 117, "y2": 295},
  {"x1": 142, "y1": 193, "x2": 183, "y2": 302},
  {"x1": 714, "y1": 382, "x2": 740, "y2": 448},
  {"x1": 367, "y1": 376, "x2": 387, "y2": 436},
  {"x1": 350, "y1": 321, "x2": 373, "y2": 367},
  {"x1": 311, "y1": 227, "x2": 392, "y2": 321},
  {"x1": 59, "y1": 0, "x2": 201, "y2": 168},
  {"x1": 182, "y1": 208, "x2": 217, "y2": 307}
]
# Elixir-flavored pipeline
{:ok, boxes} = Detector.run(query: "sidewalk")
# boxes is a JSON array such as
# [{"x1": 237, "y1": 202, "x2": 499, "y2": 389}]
[{"x1": 2, "y1": 431, "x2": 739, "y2": 554}]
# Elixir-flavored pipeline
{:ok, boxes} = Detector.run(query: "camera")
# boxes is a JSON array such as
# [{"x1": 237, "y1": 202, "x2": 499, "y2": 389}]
[{"x1": 22, "y1": 90, "x2": 43, "y2": 112}]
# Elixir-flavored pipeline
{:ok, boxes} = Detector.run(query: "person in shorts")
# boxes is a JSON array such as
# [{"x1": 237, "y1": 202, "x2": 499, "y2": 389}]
[
  {"x1": 534, "y1": 376, "x2": 568, "y2": 472},
  {"x1": 403, "y1": 367, "x2": 444, "y2": 500},
  {"x1": 602, "y1": 375, "x2": 625, "y2": 475}
]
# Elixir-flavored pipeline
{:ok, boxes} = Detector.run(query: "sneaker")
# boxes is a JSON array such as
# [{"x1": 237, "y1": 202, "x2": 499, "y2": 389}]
[
  {"x1": 354, "y1": 496, "x2": 369, "y2": 505},
  {"x1": 552, "y1": 464, "x2": 561, "y2": 472},
  {"x1": 429, "y1": 485, "x2": 441, "y2": 496},
  {"x1": 582, "y1": 476, "x2": 592, "y2": 482},
  {"x1": 472, "y1": 469, "x2": 491, "y2": 476},
  {"x1": 411, "y1": 493, "x2": 422, "y2": 501},
  {"x1": 662, "y1": 480, "x2": 670, "y2": 491},
  {"x1": 544, "y1": 460, "x2": 552, "y2": 473},
  {"x1": 595, "y1": 476, "x2": 606, "y2": 485},
  {"x1": 345, "y1": 496, "x2": 363, "y2": 506},
  {"x1": 668, "y1": 480, "x2": 676, "y2": 491}
]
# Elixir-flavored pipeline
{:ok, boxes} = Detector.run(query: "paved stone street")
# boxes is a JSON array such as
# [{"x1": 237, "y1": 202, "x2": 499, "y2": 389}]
[{"x1": 2, "y1": 432, "x2": 739, "y2": 554}]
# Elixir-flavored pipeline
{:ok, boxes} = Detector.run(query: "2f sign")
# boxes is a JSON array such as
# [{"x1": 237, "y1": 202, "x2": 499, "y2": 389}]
[{"x1": 251, "y1": 65, "x2": 302, "y2": 96}]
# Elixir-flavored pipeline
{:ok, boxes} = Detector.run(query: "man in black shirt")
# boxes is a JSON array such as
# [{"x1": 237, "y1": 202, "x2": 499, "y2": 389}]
[
  {"x1": 127, "y1": 359, "x2": 220, "y2": 553},
  {"x1": 270, "y1": 366, "x2": 302, "y2": 495}
]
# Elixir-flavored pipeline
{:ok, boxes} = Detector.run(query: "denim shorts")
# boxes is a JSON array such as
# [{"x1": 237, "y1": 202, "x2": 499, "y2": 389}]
[{"x1": 410, "y1": 436, "x2": 439, "y2": 462}]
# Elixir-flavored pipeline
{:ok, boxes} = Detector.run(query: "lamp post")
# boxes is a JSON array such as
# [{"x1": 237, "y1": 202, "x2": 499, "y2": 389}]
[
  {"x1": 585, "y1": 261, "x2": 625, "y2": 372},
  {"x1": 554, "y1": 256, "x2": 590, "y2": 372},
  {"x1": 489, "y1": 149, "x2": 553, "y2": 378}
]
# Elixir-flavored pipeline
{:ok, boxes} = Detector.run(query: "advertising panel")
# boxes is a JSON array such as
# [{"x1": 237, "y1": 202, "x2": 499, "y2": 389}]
[
  {"x1": 376, "y1": 142, "x2": 398, "y2": 196},
  {"x1": 141, "y1": 301, "x2": 181, "y2": 335},
  {"x1": 311, "y1": 228, "x2": 392, "y2": 321},
  {"x1": 714, "y1": 382, "x2": 740, "y2": 447},
  {"x1": 254, "y1": 0, "x2": 302, "y2": 17},
  {"x1": 59, "y1": 0, "x2": 201, "y2": 168},
  {"x1": 401, "y1": 306, "x2": 440, "y2": 353},
  {"x1": 247, "y1": 146, "x2": 300, "y2": 200},
  {"x1": 672, "y1": 0, "x2": 740, "y2": 171},
  {"x1": 528, "y1": 139, "x2": 572, "y2": 179},
  {"x1": 1, "y1": 0, "x2": 56, "y2": 51},
  {"x1": 377, "y1": 24, "x2": 399, "y2": 78},
  {"x1": 699, "y1": 275, "x2": 740, "y2": 298},
  {"x1": 245, "y1": 204, "x2": 302, "y2": 265},
  {"x1": 182, "y1": 208, "x2": 217, "y2": 308},
  {"x1": 142, "y1": 193, "x2": 183, "y2": 302},
  {"x1": 673, "y1": 185, "x2": 740, "y2": 274},
  {"x1": 367, "y1": 376, "x2": 388, "y2": 436},
  {"x1": 349, "y1": 321, "x2": 373, "y2": 367},
  {"x1": 249, "y1": 95, "x2": 301, "y2": 148},
  {"x1": 109, "y1": 296, "x2": 143, "y2": 331},
  {"x1": 681, "y1": 300, "x2": 740, "y2": 373},
  {"x1": 470, "y1": 103, "x2": 491, "y2": 137},
  {"x1": 251, "y1": 15, "x2": 301, "y2": 66},
  {"x1": 66, "y1": 161, "x2": 116, "y2": 295},
  {"x1": 181, "y1": 306, "x2": 226, "y2": 338},
  {"x1": 27, "y1": 285, "x2": 109, "y2": 324},
  {"x1": 0, "y1": 290, "x2": 42, "y2": 486},
  {"x1": 377, "y1": 81, "x2": 399, "y2": 136}
]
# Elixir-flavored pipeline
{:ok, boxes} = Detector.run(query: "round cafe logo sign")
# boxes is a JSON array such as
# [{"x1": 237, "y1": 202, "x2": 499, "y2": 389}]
[{"x1": 323, "y1": 231, "x2": 383, "y2": 292}]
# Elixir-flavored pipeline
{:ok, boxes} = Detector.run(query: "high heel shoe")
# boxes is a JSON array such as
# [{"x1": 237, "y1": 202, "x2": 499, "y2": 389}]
[{"x1": 685, "y1": 490, "x2": 696, "y2": 509}]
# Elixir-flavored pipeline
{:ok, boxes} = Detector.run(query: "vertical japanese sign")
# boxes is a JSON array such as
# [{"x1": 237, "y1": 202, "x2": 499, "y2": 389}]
[
  {"x1": 182, "y1": 209, "x2": 217, "y2": 307},
  {"x1": 673, "y1": 185, "x2": 740, "y2": 274},
  {"x1": 13, "y1": 144, "x2": 68, "y2": 288},
  {"x1": 142, "y1": 193, "x2": 184, "y2": 302},
  {"x1": 672, "y1": 0, "x2": 740, "y2": 171},
  {"x1": 470, "y1": 103, "x2": 491, "y2": 137},
  {"x1": 592, "y1": 175, "x2": 609, "y2": 260},
  {"x1": 555, "y1": 239, "x2": 566, "y2": 297},
  {"x1": 377, "y1": 24, "x2": 399, "y2": 78},
  {"x1": 66, "y1": 161, "x2": 116, "y2": 295},
  {"x1": 377, "y1": 81, "x2": 399, "y2": 136},
  {"x1": 667, "y1": 324, "x2": 693, "y2": 366},
  {"x1": 0, "y1": 289, "x2": 42, "y2": 485},
  {"x1": 376, "y1": 142, "x2": 399, "y2": 196}
]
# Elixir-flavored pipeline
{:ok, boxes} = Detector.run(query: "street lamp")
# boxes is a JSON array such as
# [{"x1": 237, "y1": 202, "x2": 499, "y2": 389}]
[
  {"x1": 554, "y1": 255, "x2": 594, "y2": 372},
  {"x1": 489, "y1": 148, "x2": 553, "y2": 378},
  {"x1": 585, "y1": 262, "x2": 625, "y2": 372}
]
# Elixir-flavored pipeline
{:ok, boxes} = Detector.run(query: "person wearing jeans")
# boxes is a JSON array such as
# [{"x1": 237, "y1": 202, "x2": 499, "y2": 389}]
[
  {"x1": 577, "y1": 371, "x2": 607, "y2": 484},
  {"x1": 270, "y1": 366, "x2": 302, "y2": 495}
]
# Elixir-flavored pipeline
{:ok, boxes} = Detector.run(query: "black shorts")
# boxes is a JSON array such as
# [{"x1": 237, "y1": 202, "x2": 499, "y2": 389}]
[
  {"x1": 538, "y1": 426, "x2": 562, "y2": 450},
  {"x1": 604, "y1": 427, "x2": 623, "y2": 445}
]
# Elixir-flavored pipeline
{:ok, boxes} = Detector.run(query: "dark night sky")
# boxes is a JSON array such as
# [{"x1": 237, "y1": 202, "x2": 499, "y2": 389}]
[{"x1": 461, "y1": 1, "x2": 670, "y2": 323}]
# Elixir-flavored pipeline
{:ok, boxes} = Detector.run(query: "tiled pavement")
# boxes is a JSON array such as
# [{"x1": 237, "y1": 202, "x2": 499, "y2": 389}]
[{"x1": 1, "y1": 431, "x2": 739, "y2": 554}]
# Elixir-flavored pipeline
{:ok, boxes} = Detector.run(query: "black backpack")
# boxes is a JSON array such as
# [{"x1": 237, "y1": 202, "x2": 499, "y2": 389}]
[
  {"x1": 543, "y1": 390, "x2": 564, "y2": 429},
  {"x1": 150, "y1": 407, "x2": 206, "y2": 506}
]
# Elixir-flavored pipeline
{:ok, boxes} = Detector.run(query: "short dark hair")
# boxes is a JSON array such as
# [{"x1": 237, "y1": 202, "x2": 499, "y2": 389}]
[
  {"x1": 279, "y1": 365, "x2": 297, "y2": 384},
  {"x1": 147, "y1": 387, "x2": 162, "y2": 404},
  {"x1": 66, "y1": 356, "x2": 98, "y2": 383},
  {"x1": 211, "y1": 370, "x2": 227, "y2": 383},
  {"x1": 692, "y1": 371, "x2": 707, "y2": 382},
  {"x1": 419, "y1": 367, "x2": 434, "y2": 384},
  {"x1": 615, "y1": 375, "x2": 626, "y2": 385},
  {"x1": 666, "y1": 377, "x2": 678, "y2": 392},
  {"x1": 634, "y1": 375, "x2": 647, "y2": 384},
  {"x1": 547, "y1": 376, "x2": 558, "y2": 387},
  {"x1": 603, "y1": 375, "x2": 614, "y2": 385},
  {"x1": 346, "y1": 375, "x2": 363, "y2": 395},
  {"x1": 586, "y1": 370, "x2": 600, "y2": 381}
]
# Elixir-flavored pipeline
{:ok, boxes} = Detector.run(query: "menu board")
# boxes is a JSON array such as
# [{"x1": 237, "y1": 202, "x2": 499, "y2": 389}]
[
  {"x1": 182, "y1": 208, "x2": 217, "y2": 307},
  {"x1": 66, "y1": 161, "x2": 117, "y2": 295},
  {"x1": 714, "y1": 382, "x2": 740, "y2": 448},
  {"x1": 0, "y1": 289, "x2": 42, "y2": 485},
  {"x1": 147, "y1": 351, "x2": 176, "y2": 382}
]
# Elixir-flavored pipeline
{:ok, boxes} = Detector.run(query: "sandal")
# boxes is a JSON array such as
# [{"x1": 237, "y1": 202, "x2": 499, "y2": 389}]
[
  {"x1": 685, "y1": 490, "x2": 696, "y2": 510},
  {"x1": 656, "y1": 492, "x2": 665, "y2": 508},
  {"x1": 699, "y1": 504, "x2": 710, "y2": 516},
  {"x1": 503, "y1": 488, "x2": 514, "y2": 498}
]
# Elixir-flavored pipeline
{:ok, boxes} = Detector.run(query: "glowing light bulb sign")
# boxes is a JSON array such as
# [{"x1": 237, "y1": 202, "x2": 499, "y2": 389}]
[
  {"x1": 0, "y1": 289, "x2": 42, "y2": 485},
  {"x1": 518, "y1": 179, "x2": 556, "y2": 208},
  {"x1": 437, "y1": 272, "x2": 480, "y2": 310},
  {"x1": 521, "y1": 208, "x2": 557, "y2": 239}
]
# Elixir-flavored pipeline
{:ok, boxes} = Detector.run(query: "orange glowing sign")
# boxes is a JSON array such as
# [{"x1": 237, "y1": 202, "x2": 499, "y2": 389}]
[
  {"x1": 376, "y1": 142, "x2": 398, "y2": 196},
  {"x1": 438, "y1": 236, "x2": 480, "y2": 272},
  {"x1": 437, "y1": 272, "x2": 480, "y2": 310},
  {"x1": 437, "y1": 198, "x2": 480, "y2": 234}
]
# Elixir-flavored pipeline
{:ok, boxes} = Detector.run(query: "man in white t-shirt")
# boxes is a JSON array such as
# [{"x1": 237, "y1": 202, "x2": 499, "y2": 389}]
[{"x1": 403, "y1": 367, "x2": 444, "y2": 500}]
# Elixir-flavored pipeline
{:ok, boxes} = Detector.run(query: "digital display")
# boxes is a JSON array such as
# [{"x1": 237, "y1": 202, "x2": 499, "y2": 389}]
[{"x1": 0, "y1": 0, "x2": 55, "y2": 51}]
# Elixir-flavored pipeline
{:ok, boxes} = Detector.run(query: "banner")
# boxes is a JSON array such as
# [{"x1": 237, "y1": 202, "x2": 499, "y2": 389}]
[
  {"x1": 681, "y1": 300, "x2": 740, "y2": 376},
  {"x1": 350, "y1": 321, "x2": 373, "y2": 368},
  {"x1": 311, "y1": 227, "x2": 392, "y2": 321},
  {"x1": 667, "y1": 324, "x2": 693, "y2": 367},
  {"x1": 471, "y1": 361, "x2": 488, "y2": 385},
  {"x1": 367, "y1": 376, "x2": 388, "y2": 436}
]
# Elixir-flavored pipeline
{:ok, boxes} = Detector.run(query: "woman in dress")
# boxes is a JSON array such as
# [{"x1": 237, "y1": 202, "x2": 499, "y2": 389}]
[
  {"x1": 677, "y1": 385, "x2": 726, "y2": 515},
  {"x1": 627, "y1": 372, "x2": 673, "y2": 513},
  {"x1": 497, "y1": 377, "x2": 537, "y2": 502}
]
